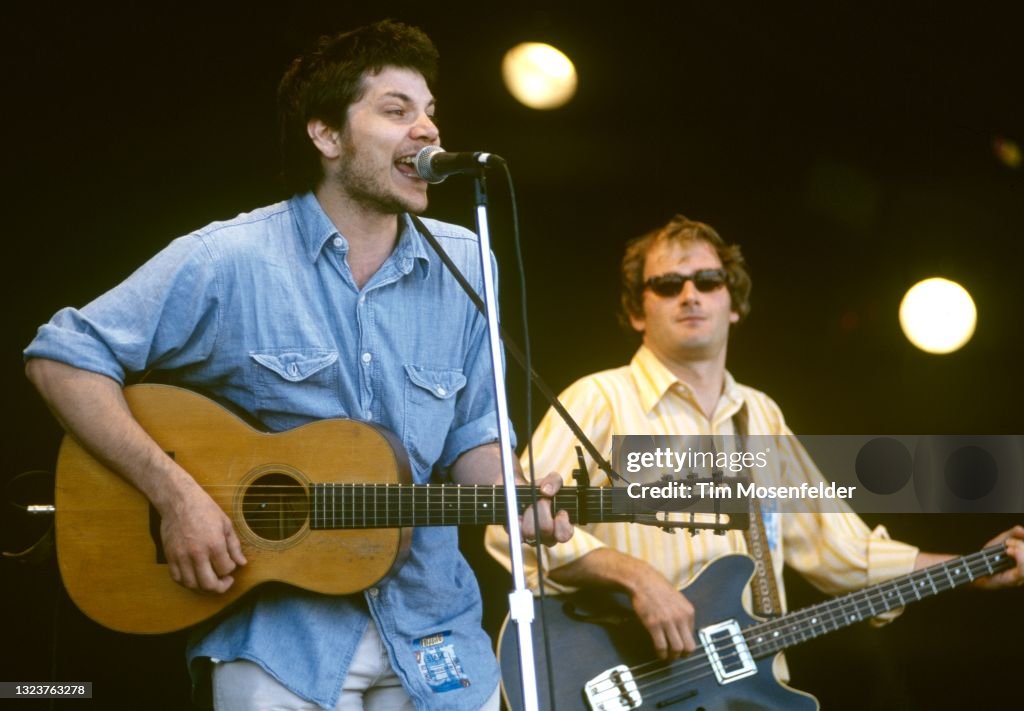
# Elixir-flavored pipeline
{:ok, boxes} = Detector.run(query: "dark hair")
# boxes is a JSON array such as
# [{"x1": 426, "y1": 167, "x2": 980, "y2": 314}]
[
  {"x1": 277, "y1": 20, "x2": 439, "y2": 194},
  {"x1": 619, "y1": 214, "x2": 752, "y2": 329}
]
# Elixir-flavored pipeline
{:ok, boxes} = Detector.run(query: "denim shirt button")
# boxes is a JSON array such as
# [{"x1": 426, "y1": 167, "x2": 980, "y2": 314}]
[
  {"x1": 368, "y1": 587, "x2": 379, "y2": 598},
  {"x1": 362, "y1": 352, "x2": 372, "y2": 363},
  {"x1": 332, "y1": 236, "x2": 343, "y2": 248},
  {"x1": 435, "y1": 386, "x2": 447, "y2": 396}
]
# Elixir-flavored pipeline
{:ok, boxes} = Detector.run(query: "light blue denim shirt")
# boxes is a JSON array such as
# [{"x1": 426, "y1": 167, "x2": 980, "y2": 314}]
[{"x1": 25, "y1": 192, "x2": 509, "y2": 710}]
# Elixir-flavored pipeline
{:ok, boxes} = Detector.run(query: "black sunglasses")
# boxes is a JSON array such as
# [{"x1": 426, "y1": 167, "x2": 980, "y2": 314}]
[{"x1": 643, "y1": 269, "x2": 728, "y2": 297}]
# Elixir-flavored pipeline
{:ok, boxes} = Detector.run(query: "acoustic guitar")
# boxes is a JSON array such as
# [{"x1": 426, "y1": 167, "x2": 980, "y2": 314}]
[{"x1": 54, "y1": 384, "x2": 707, "y2": 634}]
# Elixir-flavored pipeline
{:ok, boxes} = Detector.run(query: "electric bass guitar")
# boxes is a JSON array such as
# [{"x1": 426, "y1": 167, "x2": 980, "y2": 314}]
[
  {"x1": 54, "y1": 384, "x2": 720, "y2": 634},
  {"x1": 498, "y1": 547, "x2": 1013, "y2": 710}
]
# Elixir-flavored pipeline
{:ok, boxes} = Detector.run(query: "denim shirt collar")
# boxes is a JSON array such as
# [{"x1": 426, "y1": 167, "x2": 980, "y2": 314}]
[{"x1": 292, "y1": 192, "x2": 431, "y2": 280}]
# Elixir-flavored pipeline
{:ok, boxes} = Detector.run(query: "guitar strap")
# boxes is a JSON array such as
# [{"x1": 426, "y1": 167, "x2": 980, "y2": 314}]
[
  {"x1": 407, "y1": 213, "x2": 623, "y2": 486},
  {"x1": 733, "y1": 405, "x2": 784, "y2": 618}
]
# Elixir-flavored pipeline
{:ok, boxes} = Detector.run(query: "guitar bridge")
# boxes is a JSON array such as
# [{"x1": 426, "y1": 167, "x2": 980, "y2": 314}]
[
  {"x1": 699, "y1": 619, "x2": 756, "y2": 684},
  {"x1": 584, "y1": 664, "x2": 641, "y2": 710}
]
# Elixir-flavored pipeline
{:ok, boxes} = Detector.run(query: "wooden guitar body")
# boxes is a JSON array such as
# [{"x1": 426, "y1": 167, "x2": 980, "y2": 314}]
[{"x1": 56, "y1": 384, "x2": 411, "y2": 634}]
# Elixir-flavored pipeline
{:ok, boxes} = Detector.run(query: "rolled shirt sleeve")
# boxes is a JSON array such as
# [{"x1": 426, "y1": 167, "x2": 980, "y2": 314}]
[{"x1": 25, "y1": 235, "x2": 220, "y2": 381}]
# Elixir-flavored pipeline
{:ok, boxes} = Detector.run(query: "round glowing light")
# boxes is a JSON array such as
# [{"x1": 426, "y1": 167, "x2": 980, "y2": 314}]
[
  {"x1": 502, "y1": 42, "x2": 578, "y2": 110},
  {"x1": 899, "y1": 278, "x2": 977, "y2": 354}
]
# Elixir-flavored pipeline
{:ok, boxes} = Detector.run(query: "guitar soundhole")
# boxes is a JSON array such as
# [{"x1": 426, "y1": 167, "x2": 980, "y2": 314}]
[{"x1": 241, "y1": 472, "x2": 309, "y2": 542}]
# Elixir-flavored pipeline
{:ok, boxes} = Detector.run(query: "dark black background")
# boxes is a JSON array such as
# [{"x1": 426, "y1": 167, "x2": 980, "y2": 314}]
[{"x1": 3, "y1": 2, "x2": 1022, "y2": 708}]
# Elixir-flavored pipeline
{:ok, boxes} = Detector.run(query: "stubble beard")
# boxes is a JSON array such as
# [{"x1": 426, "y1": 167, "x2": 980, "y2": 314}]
[{"x1": 334, "y1": 136, "x2": 428, "y2": 217}]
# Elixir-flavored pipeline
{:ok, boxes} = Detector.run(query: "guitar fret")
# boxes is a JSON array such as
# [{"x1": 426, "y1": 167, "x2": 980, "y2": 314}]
[
  {"x1": 744, "y1": 545, "x2": 1014, "y2": 665},
  {"x1": 864, "y1": 593, "x2": 877, "y2": 618},
  {"x1": 941, "y1": 563, "x2": 955, "y2": 589}
]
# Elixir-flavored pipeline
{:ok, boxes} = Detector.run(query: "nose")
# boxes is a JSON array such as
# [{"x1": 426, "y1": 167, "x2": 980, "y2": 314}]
[
  {"x1": 680, "y1": 278, "x2": 701, "y2": 304},
  {"x1": 412, "y1": 112, "x2": 439, "y2": 144}
]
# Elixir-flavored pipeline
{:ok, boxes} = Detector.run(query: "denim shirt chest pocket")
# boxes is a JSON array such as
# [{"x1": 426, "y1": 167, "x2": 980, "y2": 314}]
[
  {"x1": 250, "y1": 348, "x2": 342, "y2": 428},
  {"x1": 402, "y1": 364, "x2": 467, "y2": 477}
]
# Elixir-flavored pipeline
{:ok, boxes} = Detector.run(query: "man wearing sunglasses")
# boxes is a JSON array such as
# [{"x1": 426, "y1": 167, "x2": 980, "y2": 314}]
[{"x1": 487, "y1": 214, "x2": 1023, "y2": 678}]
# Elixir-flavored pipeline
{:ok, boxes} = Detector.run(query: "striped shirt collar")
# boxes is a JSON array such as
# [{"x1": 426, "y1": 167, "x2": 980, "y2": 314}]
[{"x1": 629, "y1": 345, "x2": 745, "y2": 420}]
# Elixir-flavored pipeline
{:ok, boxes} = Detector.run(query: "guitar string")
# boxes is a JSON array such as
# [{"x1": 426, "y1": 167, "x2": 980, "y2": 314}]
[
  {"x1": 181, "y1": 486, "x2": 728, "y2": 530},
  {"x1": 123, "y1": 486, "x2": 673, "y2": 529},
  {"x1": 598, "y1": 548, "x2": 1006, "y2": 698},
  {"x1": 154, "y1": 483, "x2": 1010, "y2": 695},
  {"x1": 585, "y1": 548, "x2": 1009, "y2": 704},
  {"x1": 93, "y1": 473, "x2": 1010, "y2": 697},
  {"x1": 82, "y1": 473, "x2": 1013, "y2": 696},
  {"x1": 591, "y1": 551, "x2": 1007, "y2": 704}
]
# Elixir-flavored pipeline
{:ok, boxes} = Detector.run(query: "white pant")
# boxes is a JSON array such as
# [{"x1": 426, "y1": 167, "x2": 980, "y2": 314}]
[{"x1": 212, "y1": 621, "x2": 500, "y2": 711}]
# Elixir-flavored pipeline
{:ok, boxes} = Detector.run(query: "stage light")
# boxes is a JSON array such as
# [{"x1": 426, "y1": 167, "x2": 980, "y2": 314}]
[
  {"x1": 993, "y1": 136, "x2": 1021, "y2": 169},
  {"x1": 899, "y1": 278, "x2": 977, "y2": 354},
  {"x1": 502, "y1": 42, "x2": 577, "y2": 109}
]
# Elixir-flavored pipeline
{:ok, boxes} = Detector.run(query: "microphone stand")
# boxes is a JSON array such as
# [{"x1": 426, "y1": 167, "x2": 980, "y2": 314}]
[
  {"x1": 411, "y1": 157, "x2": 749, "y2": 711},
  {"x1": 469, "y1": 169, "x2": 541, "y2": 711}
]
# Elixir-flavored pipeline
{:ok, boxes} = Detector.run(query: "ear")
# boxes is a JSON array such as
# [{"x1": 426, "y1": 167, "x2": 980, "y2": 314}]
[
  {"x1": 629, "y1": 311, "x2": 646, "y2": 334},
  {"x1": 307, "y1": 119, "x2": 342, "y2": 159}
]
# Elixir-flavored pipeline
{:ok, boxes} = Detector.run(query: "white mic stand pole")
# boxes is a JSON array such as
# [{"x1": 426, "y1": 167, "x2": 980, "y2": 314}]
[{"x1": 470, "y1": 167, "x2": 541, "y2": 711}]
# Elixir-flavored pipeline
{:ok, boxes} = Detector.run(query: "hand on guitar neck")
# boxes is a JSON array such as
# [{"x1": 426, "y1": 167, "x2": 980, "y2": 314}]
[
  {"x1": 914, "y1": 525, "x2": 1024, "y2": 591},
  {"x1": 972, "y1": 525, "x2": 1024, "y2": 589},
  {"x1": 547, "y1": 525, "x2": 1024, "y2": 667},
  {"x1": 449, "y1": 442, "x2": 571, "y2": 547},
  {"x1": 49, "y1": 382, "x2": 701, "y2": 633}
]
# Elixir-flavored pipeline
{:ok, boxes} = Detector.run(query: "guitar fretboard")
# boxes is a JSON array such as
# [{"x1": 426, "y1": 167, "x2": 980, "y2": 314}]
[
  {"x1": 308, "y1": 484, "x2": 640, "y2": 528},
  {"x1": 743, "y1": 545, "x2": 1013, "y2": 657}
]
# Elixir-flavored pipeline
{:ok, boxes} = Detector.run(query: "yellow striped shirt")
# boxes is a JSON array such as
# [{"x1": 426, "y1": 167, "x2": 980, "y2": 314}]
[{"x1": 486, "y1": 346, "x2": 919, "y2": 615}]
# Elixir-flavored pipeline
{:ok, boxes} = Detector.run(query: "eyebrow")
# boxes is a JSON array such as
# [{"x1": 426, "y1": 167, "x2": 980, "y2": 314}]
[{"x1": 379, "y1": 91, "x2": 436, "y2": 110}]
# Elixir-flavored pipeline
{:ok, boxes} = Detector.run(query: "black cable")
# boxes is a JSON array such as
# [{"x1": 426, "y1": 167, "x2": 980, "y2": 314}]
[
  {"x1": 407, "y1": 215, "x2": 623, "y2": 488},
  {"x1": 498, "y1": 160, "x2": 558, "y2": 711}
]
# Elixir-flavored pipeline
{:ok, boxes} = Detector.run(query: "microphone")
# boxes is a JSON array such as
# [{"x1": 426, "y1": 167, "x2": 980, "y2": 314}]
[{"x1": 414, "y1": 146, "x2": 505, "y2": 184}]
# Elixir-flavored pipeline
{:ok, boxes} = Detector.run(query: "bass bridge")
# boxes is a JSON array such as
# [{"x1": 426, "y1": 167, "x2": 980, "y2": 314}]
[{"x1": 584, "y1": 664, "x2": 641, "y2": 710}]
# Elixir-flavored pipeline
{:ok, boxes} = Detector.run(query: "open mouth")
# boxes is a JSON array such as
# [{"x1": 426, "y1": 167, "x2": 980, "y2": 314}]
[{"x1": 394, "y1": 155, "x2": 422, "y2": 180}]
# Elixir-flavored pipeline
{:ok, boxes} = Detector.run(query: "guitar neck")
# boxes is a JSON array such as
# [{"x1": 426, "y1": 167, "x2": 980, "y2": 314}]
[
  {"x1": 308, "y1": 484, "x2": 636, "y2": 528},
  {"x1": 745, "y1": 545, "x2": 1013, "y2": 657}
]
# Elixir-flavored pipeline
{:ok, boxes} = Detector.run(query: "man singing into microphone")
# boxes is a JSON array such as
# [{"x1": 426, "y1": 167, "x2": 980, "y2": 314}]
[{"x1": 25, "y1": 20, "x2": 569, "y2": 710}]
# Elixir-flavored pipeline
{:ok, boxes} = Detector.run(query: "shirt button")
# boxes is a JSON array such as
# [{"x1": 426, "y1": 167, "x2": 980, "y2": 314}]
[
  {"x1": 332, "y1": 237, "x2": 343, "y2": 248},
  {"x1": 368, "y1": 587, "x2": 379, "y2": 598},
  {"x1": 358, "y1": 295, "x2": 366, "y2": 304},
  {"x1": 362, "y1": 352, "x2": 372, "y2": 363},
  {"x1": 435, "y1": 386, "x2": 447, "y2": 396}
]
